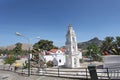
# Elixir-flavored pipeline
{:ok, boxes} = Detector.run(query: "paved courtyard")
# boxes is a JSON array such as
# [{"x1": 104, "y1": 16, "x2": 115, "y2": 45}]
[
  {"x1": 0, "y1": 58, "x2": 103, "y2": 80},
  {"x1": 0, "y1": 70, "x2": 80, "y2": 80}
]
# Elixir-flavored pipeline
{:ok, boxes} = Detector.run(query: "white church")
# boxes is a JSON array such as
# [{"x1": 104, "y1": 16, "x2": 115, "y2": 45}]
[
  {"x1": 65, "y1": 24, "x2": 82, "y2": 68},
  {"x1": 40, "y1": 24, "x2": 82, "y2": 68}
]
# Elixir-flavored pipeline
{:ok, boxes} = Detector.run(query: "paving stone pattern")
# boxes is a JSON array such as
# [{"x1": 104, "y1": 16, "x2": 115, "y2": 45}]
[{"x1": 0, "y1": 70, "x2": 79, "y2": 80}]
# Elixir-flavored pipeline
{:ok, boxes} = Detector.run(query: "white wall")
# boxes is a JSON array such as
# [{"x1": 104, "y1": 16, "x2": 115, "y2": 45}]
[
  {"x1": 44, "y1": 55, "x2": 54, "y2": 62},
  {"x1": 79, "y1": 52, "x2": 82, "y2": 59},
  {"x1": 103, "y1": 55, "x2": 120, "y2": 68},
  {"x1": 43, "y1": 54, "x2": 66, "y2": 66},
  {"x1": 56, "y1": 54, "x2": 66, "y2": 66}
]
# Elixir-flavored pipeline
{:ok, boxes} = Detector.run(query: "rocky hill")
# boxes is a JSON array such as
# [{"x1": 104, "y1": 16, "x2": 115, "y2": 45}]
[
  {"x1": 0, "y1": 43, "x2": 30, "y2": 50},
  {"x1": 78, "y1": 37, "x2": 103, "y2": 50},
  {"x1": 0, "y1": 37, "x2": 103, "y2": 50}
]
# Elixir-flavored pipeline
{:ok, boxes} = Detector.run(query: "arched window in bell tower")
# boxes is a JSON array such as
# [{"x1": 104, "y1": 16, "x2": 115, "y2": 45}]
[{"x1": 72, "y1": 37, "x2": 75, "y2": 42}]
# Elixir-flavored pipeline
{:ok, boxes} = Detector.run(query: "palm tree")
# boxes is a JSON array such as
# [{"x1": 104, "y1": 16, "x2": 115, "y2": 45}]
[
  {"x1": 101, "y1": 36, "x2": 114, "y2": 55},
  {"x1": 116, "y1": 36, "x2": 120, "y2": 46},
  {"x1": 113, "y1": 36, "x2": 120, "y2": 55}
]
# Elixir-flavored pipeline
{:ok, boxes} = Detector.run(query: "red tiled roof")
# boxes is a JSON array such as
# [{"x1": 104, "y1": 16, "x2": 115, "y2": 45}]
[
  {"x1": 50, "y1": 48, "x2": 66, "y2": 53},
  {"x1": 60, "y1": 48, "x2": 66, "y2": 52},
  {"x1": 50, "y1": 49, "x2": 57, "y2": 53}
]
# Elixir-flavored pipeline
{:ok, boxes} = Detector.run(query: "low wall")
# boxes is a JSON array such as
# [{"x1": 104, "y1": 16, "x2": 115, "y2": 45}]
[{"x1": 103, "y1": 55, "x2": 120, "y2": 68}]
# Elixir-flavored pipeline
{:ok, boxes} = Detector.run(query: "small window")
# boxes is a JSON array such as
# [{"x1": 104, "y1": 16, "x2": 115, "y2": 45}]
[
  {"x1": 58, "y1": 51, "x2": 60, "y2": 53},
  {"x1": 59, "y1": 59, "x2": 61, "y2": 63},
  {"x1": 73, "y1": 46, "x2": 74, "y2": 49},
  {"x1": 72, "y1": 37, "x2": 75, "y2": 42}
]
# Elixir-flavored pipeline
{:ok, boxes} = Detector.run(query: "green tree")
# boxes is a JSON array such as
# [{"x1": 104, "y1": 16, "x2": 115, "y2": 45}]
[
  {"x1": 3, "y1": 49, "x2": 9, "y2": 54},
  {"x1": 100, "y1": 36, "x2": 114, "y2": 54},
  {"x1": 112, "y1": 36, "x2": 120, "y2": 55},
  {"x1": 33, "y1": 39, "x2": 58, "y2": 51},
  {"x1": 116, "y1": 36, "x2": 120, "y2": 54},
  {"x1": 100, "y1": 36, "x2": 120, "y2": 55},
  {"x1": 13, "y1": 43, "x2": 22, "y2": 55},
  {"x1": 116, "y1": 36, "x2": 120, "y2": 46},
  {"x1": 4, "y1": 55, "x2": 16, "y2": 66},
  {"x1": 0, "y1": 49, "x2": 3, "y2": 55},
  {"x1": 86, "y1": 44, "x2": 102, "y2": 61}
]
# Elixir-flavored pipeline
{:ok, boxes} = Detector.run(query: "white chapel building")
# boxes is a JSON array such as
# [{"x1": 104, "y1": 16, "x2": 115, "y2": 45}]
[{"x1": 39, "y1": 24, "x2": 82, "y2": 68}]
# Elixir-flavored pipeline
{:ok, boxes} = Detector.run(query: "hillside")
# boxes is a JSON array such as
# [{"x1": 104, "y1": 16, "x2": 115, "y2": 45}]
[
  {"x1": 0, "y1": 37, "x2": 103, "y2": 50},
  {"x1": 0, "y1": 43, "x2": 31, "y2": 50},
  {"x1": 78, "y1": 37, "x2": 103, "y2": 50}
]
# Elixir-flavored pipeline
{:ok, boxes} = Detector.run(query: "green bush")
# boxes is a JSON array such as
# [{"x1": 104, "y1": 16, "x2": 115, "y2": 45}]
[
  {"x1": 46, "y1": 60, "x2": 54, "y2": 67},
  {"x1": 80, "y1": 59, "x2": 84, "y2": 63},
  {"x1": 94, "y1": 54, "x2": 103, "y2": 62},
  {"x1": 96, "y1": 55, "x2": 103, "y2": 62},
  {"x1": 4, "y1": 56, "x2": 16, "y2": 65},
  {"x1": 22, "y1": 61, "x2": 29, "y2": 69}
]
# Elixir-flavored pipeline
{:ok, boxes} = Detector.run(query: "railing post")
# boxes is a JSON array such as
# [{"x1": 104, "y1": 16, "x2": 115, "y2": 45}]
[
  {"x1": 88, "y1": 64, "x2": 98, "y2": 80},
  {"x1": 22, "y1": 68, "x2": 23, "y2": 74},
  {"x1": 31, "y1": 68, "x2": 32, "y2": 74},
  {"x1": 58, "y1": 66, "x2": 59, "y2": 77},
  {"x1": 86, "y1": 68, "x2": 88, "y2": 79},
  {"x1": 106, "y1": 68, "x2": 111, "y2": 80}
]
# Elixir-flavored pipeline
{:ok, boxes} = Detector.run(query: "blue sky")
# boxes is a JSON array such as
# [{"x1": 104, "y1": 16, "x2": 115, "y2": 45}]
[{"x1": 0, "y1": 0, "x2": 120, "y2": 47}]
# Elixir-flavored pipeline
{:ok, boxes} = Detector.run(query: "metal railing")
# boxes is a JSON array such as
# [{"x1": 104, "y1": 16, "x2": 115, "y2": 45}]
[{"x1": 1, "y1": 65, "x2": 120, "y2": 80}]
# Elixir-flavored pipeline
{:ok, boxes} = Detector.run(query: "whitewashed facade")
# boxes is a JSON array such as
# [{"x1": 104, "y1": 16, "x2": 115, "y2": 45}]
[
  {"x1": 43, "y1": 53, "x2": 66, "y2": 66},
  {"x1": 65, "y1": 24, "x2": 82, "y2": 68}
]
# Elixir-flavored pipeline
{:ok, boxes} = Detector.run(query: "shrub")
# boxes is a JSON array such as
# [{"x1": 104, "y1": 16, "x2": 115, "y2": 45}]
[
  {"x1": 22, "y1": 60, "x2": 29, "y2": 69},
  {"x1": 4, "y1": 56, "x2": 16, "y2": 65},
  {"x1": 46, "y1": 60, "x2": 54, "y2": 67}
]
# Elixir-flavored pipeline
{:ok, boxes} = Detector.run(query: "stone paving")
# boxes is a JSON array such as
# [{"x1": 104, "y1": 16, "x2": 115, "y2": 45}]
[
  {"x1": 0, "y1": 70, "x2": 79, "y2": 80},
  {"x1": 0, "y1": 59, "x2": 103, "y2": 80}
]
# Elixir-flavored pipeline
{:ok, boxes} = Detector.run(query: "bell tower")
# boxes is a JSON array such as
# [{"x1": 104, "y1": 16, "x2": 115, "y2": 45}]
[{"x1": 65, "y1": 24, "x2": 81, "y2": 68}]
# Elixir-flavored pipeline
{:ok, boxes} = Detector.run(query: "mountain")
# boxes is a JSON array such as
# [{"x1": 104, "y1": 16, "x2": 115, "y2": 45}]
[
  {"x1": 0, "y1": 43, "x2": 31, "y2": 50},
  {"x1": 0, "y1": 37, "x2": 102, "y2": 50},
  {"x1": 78, "y1": 37, "x2": 103, "y2": 50}
]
